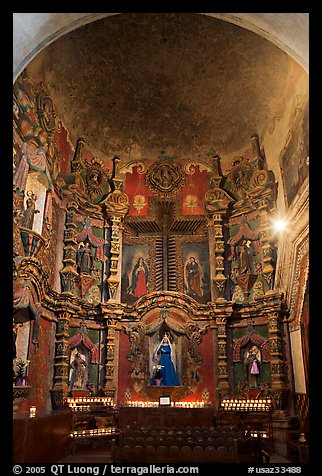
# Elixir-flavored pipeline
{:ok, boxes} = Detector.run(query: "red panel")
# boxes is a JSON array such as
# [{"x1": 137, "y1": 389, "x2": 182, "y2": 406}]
[
  {"x1": 19, "y1": 318, "x2": 53, "y2": 411},
  {"x1": 181, "y1": 166, "x2": 210, "y2": 215},
  {"x1": 54, "y1": 123, "x2": 71, "y2": 174},
  {"x1": 125, "y1": 167, "x2": 151, "y2": 217},
  {"x1": 117, "y1": 331, "x2": 138, "y2": 403}
]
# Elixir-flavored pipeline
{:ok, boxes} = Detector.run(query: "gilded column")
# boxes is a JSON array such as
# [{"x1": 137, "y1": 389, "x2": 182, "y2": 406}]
[
  {"x1": 268, "y1": 309, "x2": 286, "y2": 410},
  {"x1": 203, "y1": 156, "x2": 232, "y2": 302},
  {"x1": 213, "y1": 213, "x2": 227, "y2": 301},
  {"x1": 60, "y1": 200, "x2": 79, "y2": 294},
  {"x1": 258, "y1": 198, "x2": 275, "y2": 292},
  {"x1": 51, "y1": 310, "x2": 72, "y2": 409},
  {"x1": 213, "y1": 301, "x2": 232, "y2": 401},
  {"x1": 216, "y1": 315, "x2": 230, "y2": 398},
  {"x1": 206, "y1": 215, "x2": 217, "y2": 301},
  {"x1": 101, "y1": 178, "x2": 129, "y2": 302},
  {"x1": 104, "y1": 317, "x2": 117, "y2": 399},
  {"x1": 100, "y1": 305, "x2": 123, "y2": 402}
]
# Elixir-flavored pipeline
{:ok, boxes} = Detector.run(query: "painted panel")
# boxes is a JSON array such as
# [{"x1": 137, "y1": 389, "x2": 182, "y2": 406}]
[
  {"x1": 181, "y1": 166, "x2": 210, "y2": 215},
  {"x1": 121, "y1": 244, "x2": 150, "y2": 304},
  {"x1": 183, "y1": 242, "x2": 210, "y2": 304},
  {"x1": 20, "y1": 318, "x2": 53, "y2": 411},
  {"x1": 125, "y1": 166, "x2": 151, "y2": 216},
  {"x1": 280, "y1": 101, "x2": 309, "y2": 206}
]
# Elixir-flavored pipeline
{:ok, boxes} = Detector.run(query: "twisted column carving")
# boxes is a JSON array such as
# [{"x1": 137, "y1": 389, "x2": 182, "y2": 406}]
[
  {"x1": 60, "y1": 201, "x2": 79, "y2": 294},
  {"x1": 213, "y1": 213, "x2": 227, "y2": 301},
  {"x1": 51, "y1": 310, "x2": 71, "y2": 409},
  {"x1": 104, "y1": 317, "x2": 118, "y2": 400},
  {"x1": 258, "y1": 198, "x2": 275, "y2": 292},
  {"x1": 268, "y1": 310, "x2": 286, "y2": 410},
  {"x1": 215, "y1": 314, "x2": 230, "y2": 397}
]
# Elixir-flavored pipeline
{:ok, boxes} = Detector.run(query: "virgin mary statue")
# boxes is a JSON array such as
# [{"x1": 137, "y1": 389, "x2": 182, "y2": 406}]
[{"x1": 153, "y1": 333, "x2": 179, "y2": 386}]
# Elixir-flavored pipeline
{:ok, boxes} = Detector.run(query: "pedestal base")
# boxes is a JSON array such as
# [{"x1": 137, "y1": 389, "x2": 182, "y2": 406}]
[
  {"x1": 69, "y1": 390, "x2": 90, "y2": 398},
  {"x1": 144, "y1": 385, "x2": 187, "y2": 401}
]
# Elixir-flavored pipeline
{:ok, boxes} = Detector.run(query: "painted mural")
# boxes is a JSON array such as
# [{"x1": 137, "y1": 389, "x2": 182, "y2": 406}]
[
  {"x1": 121, "y1": 244, "x2": 150, "y2": 304},
  {"x1": 183, "y1": 242, "x2": 210, "y2": 304},
  {"x1": 280, "y1": 100, "x2": 309, "y2": 206}
]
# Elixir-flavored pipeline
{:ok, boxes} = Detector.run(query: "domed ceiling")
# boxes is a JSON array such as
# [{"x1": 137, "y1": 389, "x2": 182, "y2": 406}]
[{"x1": 26, "y1": 12, "x2": 306, "y2": 166}]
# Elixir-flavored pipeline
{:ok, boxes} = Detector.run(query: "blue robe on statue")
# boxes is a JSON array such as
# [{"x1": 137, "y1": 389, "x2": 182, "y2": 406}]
[{"x1": 157, "y1": 344, "x2": 179, "y2": 386}]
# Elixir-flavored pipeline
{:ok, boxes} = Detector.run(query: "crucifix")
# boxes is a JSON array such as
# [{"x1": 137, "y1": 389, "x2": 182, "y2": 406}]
[{"x1": 132, "y1": 200, "x2": 203, "y2": 291}]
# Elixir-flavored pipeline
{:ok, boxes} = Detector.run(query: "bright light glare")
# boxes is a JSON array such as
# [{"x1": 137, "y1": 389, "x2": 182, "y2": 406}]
[{"x1": 272, "y1": 219, "x2": 287, "y2": 232}]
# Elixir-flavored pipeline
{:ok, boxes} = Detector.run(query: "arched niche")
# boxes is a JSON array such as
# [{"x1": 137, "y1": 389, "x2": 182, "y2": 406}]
[
  {"x1": 121, "y1": 305, "x2": 209, "y2": 401},
  {"x1": 13, "y1": 277, "x2": 43, "y2": 355},
  {"x1": 67, "y1": 324, "x2": 100, "y2": 393},
  {"x1": 23, "y1": 170, "x2": 49, "y2": 235}
]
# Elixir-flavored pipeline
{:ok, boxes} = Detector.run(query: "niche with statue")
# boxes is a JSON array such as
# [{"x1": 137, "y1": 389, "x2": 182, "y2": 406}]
[
  {"x1": 232, "y1": 327, "x2": 272, "y2": 393},
  {"x1": 67, "y1": 323, "x2": 100, "y2": 395},
  {"x1": 121, "y1": 307, "x2": 209, "y2": 401}
]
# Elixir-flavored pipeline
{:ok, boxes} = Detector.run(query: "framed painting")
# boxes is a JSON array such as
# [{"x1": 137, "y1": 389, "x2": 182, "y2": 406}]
[
  {"x1": 182, "y1": 241, "x2": 211, "y2": 303},
  {"x1": 121, "y1": 237, "x2": 156, "y2": 304},
  {"x1": 280, "y1": 100, "x2": 309, "y2": 207}
]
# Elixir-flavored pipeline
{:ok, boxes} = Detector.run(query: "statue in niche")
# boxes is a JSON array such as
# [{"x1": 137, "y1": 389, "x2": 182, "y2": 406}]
[
  {"x1": 70, "y1": 351, "x2": 87, "y2": 390},
  {"x1": 21, "y1": 191, "x2": 40, "y2": 229},
  {"x1": 237, "y1": 240, "x2": 253, "y2": 275},
  {"x1": 123, "y1": 323, "x2": 146, "y2": 362},
  {"x1": 154, "y1": 332, "x2": 179, "y2": 386},
  {"x1": 244, "y1": 345, "x2": 261, "y2": 387},
  {"x1": 185, "y1": 322, "x2": 208, "y2": 365},
  {"x1": 77, "y1": 242, "x2": 94, "y2": 275}
]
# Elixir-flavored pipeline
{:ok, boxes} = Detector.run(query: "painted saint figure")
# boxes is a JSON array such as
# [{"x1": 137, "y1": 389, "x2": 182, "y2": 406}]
[
  {"x1": 185, "y1": 256, "x2": 202, "y2": 298},
  {"x1": 128, "y1": 257, "x2": 149, "y2": 297},
  {"x1": 21, "y1": 191, "x2": 40, "y2": 229},
  {"x1": 155, "y1": 333, "x2": 179, "y2": 386}
]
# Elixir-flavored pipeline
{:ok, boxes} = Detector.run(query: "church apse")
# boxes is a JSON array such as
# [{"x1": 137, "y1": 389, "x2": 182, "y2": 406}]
[{"x1": 13, "y1": 73, "x2": 293, "y2": 416}]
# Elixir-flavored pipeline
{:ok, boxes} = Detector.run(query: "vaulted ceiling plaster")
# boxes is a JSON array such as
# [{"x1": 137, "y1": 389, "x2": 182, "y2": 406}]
[{"x1": 24, "y1": 13, "x2": 307, "y2": 169}]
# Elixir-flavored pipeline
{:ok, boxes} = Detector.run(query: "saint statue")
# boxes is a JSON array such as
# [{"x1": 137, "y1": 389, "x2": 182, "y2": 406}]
[
  {"x1": 154, "y1": 333, "x2": 179, "y2": 386},
  {"x1": 237, "y1": 241, "x2": 253, "y2": 274},
  {"x1": 77, "y1": 242, "x2": 94, "y2": 275},
  {"x1": 70, "y1": 352, "x2": 87, "y2": 390},
  {"x1": 244, "y1": 345, "x2": 261, "y2": 387},
  {"x1": 21, "y1": 191, "x2": 40, "y2": 229}
]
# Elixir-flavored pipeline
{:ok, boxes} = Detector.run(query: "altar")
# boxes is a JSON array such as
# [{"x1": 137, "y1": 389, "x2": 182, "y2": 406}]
[{"x1": 119, "y1": 405, "x2": 214, "y2": 432}]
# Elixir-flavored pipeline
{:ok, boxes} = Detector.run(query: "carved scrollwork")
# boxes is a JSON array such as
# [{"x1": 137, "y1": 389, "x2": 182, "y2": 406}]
[
  {"x1": 204, "y1": 188, "x2": 234, "y2": 213},
  {"x1": 249, "y1": 170, "x2": 268, "y2": 189},
  {"x1": 36, "y1": 91, "x2": 56, "y2": 136},
  {"x1": 103, "y1": 190, "x2": 130, "y2": 217},
  {"x1": 145, "y1": 161, "x2": 185, "y2": 197}
]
